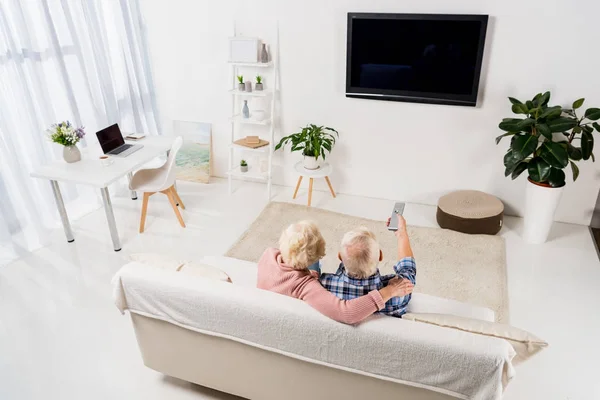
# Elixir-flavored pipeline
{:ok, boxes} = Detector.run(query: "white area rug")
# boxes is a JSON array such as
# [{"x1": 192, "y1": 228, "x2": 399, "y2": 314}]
[{"x1": 226, "y1": 202, "x2": 509, "y2": 322}]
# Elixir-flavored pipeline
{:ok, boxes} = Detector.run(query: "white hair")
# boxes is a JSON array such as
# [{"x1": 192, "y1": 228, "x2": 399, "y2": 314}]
[
  {"x1": 340, "y1": 227, "x2": 380, "y2": 278},
  {"x1": 279, "y1": 221, "x2": 326, "y2": 270}
]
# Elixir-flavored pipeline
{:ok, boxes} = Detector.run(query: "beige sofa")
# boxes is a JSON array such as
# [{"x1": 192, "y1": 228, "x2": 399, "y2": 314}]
[{"x1": 113, "y1": 256, "x2": 514, "y2": 400}]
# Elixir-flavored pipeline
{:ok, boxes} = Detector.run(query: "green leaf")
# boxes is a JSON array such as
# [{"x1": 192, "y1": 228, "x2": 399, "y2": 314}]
[
  {"x1": 593, "y1": 122, "x2": 600, "y2": 132},
  {"x1": 581, "y1": 131, "x2": 594, "y2": 160},
  {"x1": 511, "y1": 162, "x2": 528, "y2": 180},
  {"x1": 526, "y1": 100, "x2": 534, "y2": 110},
  {"x1": 547, "y1": 117, "x2": 578, "y2": 132},
  {"x1": 540, "y1": 141, "x2": 569, "y2": 168},
  {"x1": 585, "y1": 108, "x2": 600, "y2": 120},
  {"x1": 527, "y1": 158, "x2": 551, "y2": 182},
  {"x1": 572, "y1": 126, "x2": 582, "y2": 134},
  {"x1": 504, "y1": 151, "x2": 521, "y2": 175},
  {"x1": 495, "y1": 132, "x2": 516, "y2": 145},
  {"x1": 567, "y1": 144, "x2": 583, "y2": 161},
  {"x1": 499, "y1": 118, "x2": 524, "y2": 132},
  {"x1": 511, "y1": 134, "x2": 538, "y2": 160},
  {"x1": 517, "y1": 118, "x2": 536, "y2": 130},
  {"x1": 570, "y1": 161, "x2": 580, "y2": 181},
  {"x1": 532, "y1": 93, "x2": 542, "y2": 106},
  {"x1": 573, "y1": 98, "x2": 585, "y2": 109},
  {"x1": 539, "y1": 106, "x2": 563, "y2": 120},
  {"x1": 547, "y1": 168, "x2": 566, "y2": 187},
  {"x1": 536, "y1": 124, "x2": 552, "y2": 139},
  {"x1": 512, "y1": 103, "x2": 529, "y2": 114},
  {"x1": 583, "y1": 125, "x2": 593, "y2": 134},
  {"x1": 508, "y1": 97, "x2": 523, "y2": 105},
  {"x1": 539, "y1": 91, "x2": 551, "y2": 106}
]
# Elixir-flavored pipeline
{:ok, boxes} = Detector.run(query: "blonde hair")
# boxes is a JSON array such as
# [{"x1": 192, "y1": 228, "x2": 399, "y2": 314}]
[
  {"x1": 279, "y1": 221, "x2": 326, "y2": 270},
  {"x1": 340, "y1": 227, "x2": 380, "y2": 278}
]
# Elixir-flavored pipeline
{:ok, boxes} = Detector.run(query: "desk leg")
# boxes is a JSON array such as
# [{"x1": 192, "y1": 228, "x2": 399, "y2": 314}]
[
  {"x1": 100, "y1": 187, "x2": 122, "y2": 252},
  {"x1": 50, "y1": 180, "x2": 74, "y2": 243},
  {"x1": 308, "y1": 178, "x2": 314, "y2": 207},
  {"x1": 127, "y1": 172, "x2": 137, "y2": 200}
]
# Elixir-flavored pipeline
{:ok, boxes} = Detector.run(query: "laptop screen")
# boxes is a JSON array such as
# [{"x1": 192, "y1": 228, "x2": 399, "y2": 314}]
[{"x1": 96, "y1": 123, "x2": 125, "y2": 154}]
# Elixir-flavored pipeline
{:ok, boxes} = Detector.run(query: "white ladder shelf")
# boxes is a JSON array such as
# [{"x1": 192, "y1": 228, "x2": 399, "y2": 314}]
[{"x1": 227, "y1": 26, "x2": 279, "y2": 200}]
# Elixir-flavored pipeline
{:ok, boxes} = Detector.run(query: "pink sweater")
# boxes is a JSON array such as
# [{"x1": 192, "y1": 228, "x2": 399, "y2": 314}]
[{"x1": 257, "y1": 248, "x2": 385, "y2": 324}]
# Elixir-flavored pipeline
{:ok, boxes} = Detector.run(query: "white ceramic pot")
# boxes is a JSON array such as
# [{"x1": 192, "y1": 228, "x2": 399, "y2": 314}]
[
  {"x1": 522, "y1": 178, "x2": 564, "y2": 244},
  {"x1": 303, "y1": 155, "x2": 320, "y2": 170},
  {"x1": 63, "y1": 145, "x2": 81, "y2": 163}
]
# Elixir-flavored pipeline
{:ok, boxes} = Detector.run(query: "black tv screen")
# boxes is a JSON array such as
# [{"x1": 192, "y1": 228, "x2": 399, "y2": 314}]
[{"x1": 346, "y1": 13, "x2": 488, "y2": 107}]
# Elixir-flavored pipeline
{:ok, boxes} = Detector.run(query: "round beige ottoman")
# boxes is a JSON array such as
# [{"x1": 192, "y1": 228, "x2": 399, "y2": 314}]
[{"x1": 436, "y1": 190, "x2": 504, "y2": 235}]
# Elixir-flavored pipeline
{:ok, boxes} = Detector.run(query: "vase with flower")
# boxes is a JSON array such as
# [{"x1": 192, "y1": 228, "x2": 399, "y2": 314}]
[{"x1": 47, "y1": 121, "x2": 86, "y2": 163}]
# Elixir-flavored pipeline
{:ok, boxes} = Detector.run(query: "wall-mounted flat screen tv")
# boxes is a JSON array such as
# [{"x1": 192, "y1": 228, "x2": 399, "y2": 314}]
[{"x1": 346, "y1": 13, "x2": 489, "y2": 107}]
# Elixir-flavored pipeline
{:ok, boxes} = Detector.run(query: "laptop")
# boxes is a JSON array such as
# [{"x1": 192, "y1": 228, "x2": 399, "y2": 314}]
[{"x1": 96, "y1": 123, "x2": 143, "y2": 157}]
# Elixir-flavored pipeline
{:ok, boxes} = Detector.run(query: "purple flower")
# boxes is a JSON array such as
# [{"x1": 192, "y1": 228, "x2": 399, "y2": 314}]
[{"x1": 75, "y1": 126, "x2": 86, "y2": 139}]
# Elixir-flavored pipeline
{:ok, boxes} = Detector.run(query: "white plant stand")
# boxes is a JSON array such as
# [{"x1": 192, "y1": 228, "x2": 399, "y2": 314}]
[
  {"x1": 227, "y1": 26, "x2": 279, "y2": 200},
  {"x1": 292, "y1": 162, "x2": 336, "y2": 207}
]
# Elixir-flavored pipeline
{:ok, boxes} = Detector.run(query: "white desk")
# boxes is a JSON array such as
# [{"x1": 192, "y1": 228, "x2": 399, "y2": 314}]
[{"x1": 31, "y1": 136, "x2": 173, "y2": 251}]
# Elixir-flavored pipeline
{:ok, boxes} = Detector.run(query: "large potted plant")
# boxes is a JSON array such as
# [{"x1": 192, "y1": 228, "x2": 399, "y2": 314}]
[
  {"x1": 496, "y1": 91, "x2": 600, "y2": 243},
  {"x1": 275, "y1": 124, "x2": 339, "y2": 170}
]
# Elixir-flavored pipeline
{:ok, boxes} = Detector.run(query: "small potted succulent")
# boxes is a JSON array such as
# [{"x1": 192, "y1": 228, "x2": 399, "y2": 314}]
[
  {"x1": 240, "y1": 159, "x2": 248, "y2": 173},
  {"x1": 47, "y1": 121, "x2": 86, "y2": 163},
  {"x1": 255, "y1": 75, "x2": 263, "y2": 91},
  {"x1": 237, "y1": 75, "x2": 245, "y2": 91},
  {"x1": 275, "y1": 124, "x2": 339, "y2": 170}
]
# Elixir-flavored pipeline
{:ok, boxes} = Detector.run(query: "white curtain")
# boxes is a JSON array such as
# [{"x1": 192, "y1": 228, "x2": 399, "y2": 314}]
[{"x1": 0, "y1": 0, "x2": 160, "y2": 263}]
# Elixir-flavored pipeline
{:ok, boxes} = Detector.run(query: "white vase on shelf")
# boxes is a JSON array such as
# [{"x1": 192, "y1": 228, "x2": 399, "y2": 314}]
[{"x1": 242, "y1": 100, "x2": 250, "y2": 119}]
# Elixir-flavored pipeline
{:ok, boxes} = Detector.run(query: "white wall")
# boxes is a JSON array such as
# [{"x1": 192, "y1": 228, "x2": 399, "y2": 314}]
[{"x1": 140, "y1": 0, "x2": 600, "y2": 225}]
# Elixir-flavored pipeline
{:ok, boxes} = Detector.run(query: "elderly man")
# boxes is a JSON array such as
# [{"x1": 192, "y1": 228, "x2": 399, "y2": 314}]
[{"x1": 312, "y1": 215, "x2": 416, "y2": 317}]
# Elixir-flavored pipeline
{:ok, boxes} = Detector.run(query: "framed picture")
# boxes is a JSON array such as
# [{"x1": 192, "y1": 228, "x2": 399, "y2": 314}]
[
  {"x1": 229, "y1": 37, "x2": 259, "y2": 63},
  {"x1": 173, "y1": 120, "x2": 211, "y2": 184}
]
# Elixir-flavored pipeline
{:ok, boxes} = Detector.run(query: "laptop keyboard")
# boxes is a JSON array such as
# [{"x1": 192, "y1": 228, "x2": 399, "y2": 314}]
[{"x1": 111, "y1": 144, "x2": 133, "y2": 154}]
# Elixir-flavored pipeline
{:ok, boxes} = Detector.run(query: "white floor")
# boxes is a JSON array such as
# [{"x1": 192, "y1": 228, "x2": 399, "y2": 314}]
[{"x1": 1, "y1": 178, "x2": 599, "y2": 400}]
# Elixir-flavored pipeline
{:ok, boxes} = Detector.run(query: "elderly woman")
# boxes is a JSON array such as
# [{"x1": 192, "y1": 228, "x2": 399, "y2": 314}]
[{"x1": 257, "y1": 220, "x2": 413, "y2": 325}]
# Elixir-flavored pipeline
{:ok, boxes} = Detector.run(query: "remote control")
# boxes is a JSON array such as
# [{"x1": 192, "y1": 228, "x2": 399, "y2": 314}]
[{"x1": 387, "y1": 202, "x2": 405, "y2": 231}]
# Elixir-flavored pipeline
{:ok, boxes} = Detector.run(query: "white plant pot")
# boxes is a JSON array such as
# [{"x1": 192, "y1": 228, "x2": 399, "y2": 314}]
[
  {"x1": 303, "y1": 155, "x2": 320, "y2": 170},
  {"x1": 522, "y1": 178, "x2": 564, "y2": 244}
]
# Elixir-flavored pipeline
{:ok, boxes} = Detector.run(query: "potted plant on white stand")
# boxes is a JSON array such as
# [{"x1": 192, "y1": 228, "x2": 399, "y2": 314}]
[
  {"x1": 237, "y1": 75, "x2": 245, "y2": 91},
  {"x1": 255, "y1": 75, "x2": 263, "y2": 91},
  {"x1": 48, "y1": 121, "x2": 86, "y2": 163},
  {"x1": 240, "y1": 159, "x2": 248, "y2": 173},
  {"x1": 275, "y1": 124, "x2": 338, "y2": 170},
  {"x1": 496, "y1": 92, "x2": 600, "y2": 243}
]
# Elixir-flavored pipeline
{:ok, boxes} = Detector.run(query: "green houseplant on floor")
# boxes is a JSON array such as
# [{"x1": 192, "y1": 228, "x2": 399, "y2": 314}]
[
  {"x1": 275, "y1": 124, "x2": 339, "y2": 170},
  {"x1": 496, "y1": 91, "x2": 600, "y2": 243}
]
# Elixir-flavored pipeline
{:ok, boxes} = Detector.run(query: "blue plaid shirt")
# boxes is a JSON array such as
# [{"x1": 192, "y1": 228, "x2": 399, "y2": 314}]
[{"x1": 315, "y1": 257, "x2": 417, "y2": 318}]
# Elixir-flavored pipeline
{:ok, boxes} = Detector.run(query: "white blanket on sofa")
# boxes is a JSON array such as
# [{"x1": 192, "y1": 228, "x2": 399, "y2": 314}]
[{"x1": 113, "y1": 261, "x2": 514, "y2": 400}]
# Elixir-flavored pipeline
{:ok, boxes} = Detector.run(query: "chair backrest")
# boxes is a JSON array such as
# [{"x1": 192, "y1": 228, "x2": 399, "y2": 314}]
[{"x1": 159, "y1": 136, "x2": 183, "y2": 190}]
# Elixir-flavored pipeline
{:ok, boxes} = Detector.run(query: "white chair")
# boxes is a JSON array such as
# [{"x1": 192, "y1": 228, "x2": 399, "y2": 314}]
[{"x1": 129, "y1": 136, "x2": 185, "y2": 233}]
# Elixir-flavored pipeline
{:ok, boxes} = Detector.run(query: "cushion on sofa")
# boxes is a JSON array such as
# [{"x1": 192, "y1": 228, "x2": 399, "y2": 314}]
[
  {"x1": 129, "y1": 253, "x2": 231, "y2": 282},
  {"x1": 179, "y1": 262, "x2": 231, "y2": 282},
  {"x1": 402, "y1": 313, "x2": 547, "y2": 364},
  {"x1": 129, "y1": 253, "x2": 185, "y2": 270},
  {"x1": 407, "y1": 293, "x2": 495, "y2": 322}
]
